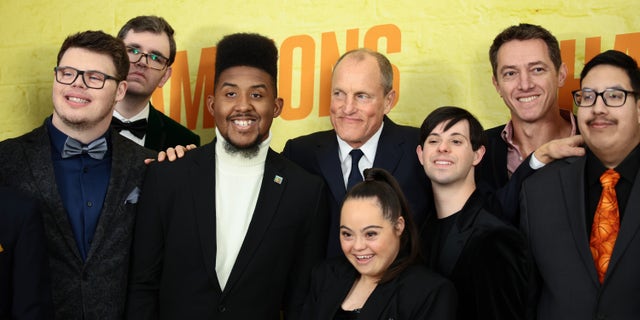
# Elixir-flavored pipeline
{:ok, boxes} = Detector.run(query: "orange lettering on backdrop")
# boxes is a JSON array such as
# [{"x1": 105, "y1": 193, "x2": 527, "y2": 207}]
[
  {"x1": 559, "y1": 39, "x2": 578, "y2": 111},
  {"x1": 279, "y1": 35, "x2": 316, "y2": 121},
  {"x1": 194, "y1": 47, "x2": 216, "y2": 128},
  {"x1": 614, "y1": 32, "x2": 640, "y2": 60},
  {"x1": 318, "y1": 29, "x2": 360, "y2": 117},
  {"x1": 364, "y1": 24, "x2": 401, "y2": 106},
  {"x1": 153, "y1": 48, "x2": 216, "y2": 129}
]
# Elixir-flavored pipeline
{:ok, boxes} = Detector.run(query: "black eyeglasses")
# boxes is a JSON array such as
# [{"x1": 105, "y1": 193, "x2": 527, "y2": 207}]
[
  {"x1": 572, "y1": 88, "x2": 636, "y2": 108},
  {"x1": 126, "y1": 46, "x2": 169, "y2": 71},
  {"x1": 54, "y1": 66, "x2": 120, "y2": 89}
]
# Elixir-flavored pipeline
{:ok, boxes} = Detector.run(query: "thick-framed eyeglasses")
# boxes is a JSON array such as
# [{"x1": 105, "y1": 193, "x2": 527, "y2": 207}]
[
  {"x1": 126, "y1": 46, "x2": 169, "y2": 71},
  {"x1": 572, "y1": 88, "x2": 636, "y2": 108},
  {"x1": 54, "y1": 66, "x2": 120, "y2": 89}
]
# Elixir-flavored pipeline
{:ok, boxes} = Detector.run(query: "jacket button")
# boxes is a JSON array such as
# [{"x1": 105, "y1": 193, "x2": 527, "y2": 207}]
[{"x1": 218, "y1": 305, "x2": 226, "y2": 312}]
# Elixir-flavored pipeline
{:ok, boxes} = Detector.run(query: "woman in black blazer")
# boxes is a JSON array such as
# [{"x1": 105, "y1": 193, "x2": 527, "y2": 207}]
[{"x1": 301, "y1": 168, "x2": 456, "y2": 319}]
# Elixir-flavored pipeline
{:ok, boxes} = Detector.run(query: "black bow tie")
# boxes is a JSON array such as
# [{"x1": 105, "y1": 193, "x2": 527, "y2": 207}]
[
  {"x1": 62, "y1": 137, "x2": 108, "y2": 160},
  {"x1": 111, "y1": 117, "x2": 148, "y2": 139}
]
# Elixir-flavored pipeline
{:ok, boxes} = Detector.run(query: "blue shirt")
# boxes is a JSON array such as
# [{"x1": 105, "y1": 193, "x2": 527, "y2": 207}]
[{"x1": 47, "y1": 118, "x2": 111, "y2": 261}]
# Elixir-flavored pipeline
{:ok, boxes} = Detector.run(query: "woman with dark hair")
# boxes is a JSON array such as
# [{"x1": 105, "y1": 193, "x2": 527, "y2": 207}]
[{"x1": 301, "y1": 168, "x2": 456, "y2": 319}]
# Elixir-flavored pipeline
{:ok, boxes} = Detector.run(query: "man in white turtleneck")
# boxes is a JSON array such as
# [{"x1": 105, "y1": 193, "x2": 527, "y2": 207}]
[{"x1": 127, "y1": 33, "x2": 329, "y2": 320}]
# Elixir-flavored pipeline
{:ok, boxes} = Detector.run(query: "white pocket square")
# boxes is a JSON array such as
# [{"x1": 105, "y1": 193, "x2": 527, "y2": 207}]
[{"x1": 125, "y1": 187, "x2": 141, "y2": 204}]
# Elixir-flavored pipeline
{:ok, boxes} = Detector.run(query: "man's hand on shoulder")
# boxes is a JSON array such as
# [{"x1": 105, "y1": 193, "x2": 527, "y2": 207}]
[
  {"x1": 532, "y1": 135, "x2": 585, "y2": 166},
  {"x1": 144, "y1": 144, "x2": 198, "y2": 165}
]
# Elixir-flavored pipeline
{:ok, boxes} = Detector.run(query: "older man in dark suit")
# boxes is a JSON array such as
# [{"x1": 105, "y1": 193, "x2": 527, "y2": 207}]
[
  {"x1": 521, "y1": 50, "x2": 640, "y2": 319},
  {"x1": 0, "y1": 31, "x2": 154, "y2": 319},
  {"x1": 126, "y1": 33, "x2": 328, "y2": 320},
  {"x1": 112, "y1": 15, "x2": 200, "y2": 151},
  {"x1": 282, "y1": 49, "x2": 430, "y2": 257}
]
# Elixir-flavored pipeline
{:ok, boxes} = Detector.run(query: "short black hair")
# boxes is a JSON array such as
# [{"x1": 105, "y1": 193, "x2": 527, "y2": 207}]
[
  {"x1": 580, "y1": 50, "x2": 640, "y2": 95},
  {"x1": 419, "y1": 106, "x2": 486, "y2": 151},
  {"x1": 214, "y1": 33, "x2": 278, "y2": 94}
]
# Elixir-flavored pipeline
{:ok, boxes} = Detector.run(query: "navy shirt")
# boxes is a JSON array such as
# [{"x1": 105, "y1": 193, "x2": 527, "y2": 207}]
[{"x1": 47, "y1": 118, "x2": 111, "y2": 261}]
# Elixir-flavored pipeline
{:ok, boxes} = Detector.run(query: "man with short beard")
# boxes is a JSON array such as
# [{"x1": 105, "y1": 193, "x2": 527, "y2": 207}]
[
  {"x1": 126, "y1": 33, "x2": 329, "y2": 320},
  {"x1": 0, "y1": 31, "x2": 155, "y2": 319}
]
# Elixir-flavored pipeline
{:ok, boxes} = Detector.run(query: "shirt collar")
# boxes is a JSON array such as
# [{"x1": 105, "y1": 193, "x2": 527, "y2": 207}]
[{"x1": 113, "y1": 102, "x2": 150, "y2": 122}]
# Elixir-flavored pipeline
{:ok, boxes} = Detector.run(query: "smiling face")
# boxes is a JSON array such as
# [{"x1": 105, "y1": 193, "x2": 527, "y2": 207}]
[
  {"x1": 492, "y1": 39, "x2": 567, "y2": 124},
  {"x1": 52, "y1": 47, "x2": 126, "y2": 133},
  {"x1": 330, "y1": 54, "x2": 395, "y2": 148},
  {"x1": 340, "y1": 196, "x2": 404, "y2": 282},
  {"x1": 207, "y1": 66, "x2": 283, "y2": 149},
  {"x1": 417, "y1": 120, "x2": 485, "y2": 188},
  {"x1": 121, "y1": 30, "x2": 172, "y2": 98},
  {"x1": 578, "y1": 64, "x2": 640, "y2": 167}
]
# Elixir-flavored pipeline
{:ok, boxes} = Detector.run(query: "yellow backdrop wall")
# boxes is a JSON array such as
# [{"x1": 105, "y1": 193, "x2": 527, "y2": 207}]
[{"x1": 1, "y1": 1, "x2": 639, "y2": 151}]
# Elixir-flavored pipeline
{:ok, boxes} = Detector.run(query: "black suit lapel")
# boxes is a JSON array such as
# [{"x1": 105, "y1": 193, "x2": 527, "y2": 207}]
[
  {"x1": 316, "y1": 134, "x2": 347, "y2": 202},
  {"x1": 144, "y1": 105, "x2": 166, "y2": 151},
  {"x1": 86, "y1": 133, "x2": 148, "y2": 261},
  {"x1": 372, "y1": 117, "x2": 403, "y2": 173},
  {"x1": 438, "y1": 196, "x2": 483, "y2": 276},
  {"x1": 359, "y1": 277, "x2": 399, "y2": 318},
  {"x1": 189, "y1": 143, "x2": 220, "y2": 290},
  {"x1": 223, "y1": 149, "x2": 286, "y2": 293},
  {"x1": 560, "y1": 157, "x2": 600, "y2": 286},
  {"x1": 25, "y1": 126, "x2": 83, "y2": 262},
  {"x1": 606, "y1": 166, "x2": 640, "y2": 283}
]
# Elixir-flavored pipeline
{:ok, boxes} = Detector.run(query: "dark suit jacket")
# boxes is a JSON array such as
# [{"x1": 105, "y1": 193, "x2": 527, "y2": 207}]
[
  {"x1": 521, "y1": 156, "x2": 640, "y2": 319},
  {"x1": 301, "y1": 257, "x2": 457, "y2": 320},
  {"x1": 0, "y1": 123, "x2": 154, "y2": 320},
  {"x1": 144, "y1": 103, "x2": 200, "y2": 151},
  {"x1": 282, "y1": 116, "x2": 430, "y2": 257},
  {"x1": 126, "y1": 141, "x2": 329, "y2": 320},
  {"x1": 475, "y1": 124, "x2": 537, "y2": 225},
  {"x1": 0, "y1": 187, "x2": 52, "y2": 320},
  {"x1": 422, "y1": 192, "x2": 528, "y2": 320}
]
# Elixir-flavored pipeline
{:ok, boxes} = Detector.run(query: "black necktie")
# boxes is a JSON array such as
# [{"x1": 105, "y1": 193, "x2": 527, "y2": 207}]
[
  {"x1": 111, "y1": 117, "x2": 148, "y2": 139},
  {"x1": 62, "y1": 137, "x2": 108, "y2": 160},
  {"x1": 347, "y1": 149, "x2": 364, "y2": 190}
]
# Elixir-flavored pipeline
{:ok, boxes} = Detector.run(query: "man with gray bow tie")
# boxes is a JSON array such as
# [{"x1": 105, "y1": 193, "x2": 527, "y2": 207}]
[{"x1": 0, "y1": 30, "x2": 155, "y2": 319}]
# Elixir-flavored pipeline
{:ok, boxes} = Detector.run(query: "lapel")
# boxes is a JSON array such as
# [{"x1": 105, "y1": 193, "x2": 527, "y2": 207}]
[
  {"x1": 316, "y1": 132, "x2": 347, "y2": 204},
  {"x1": 188, "y1": 143, "x2": 220, "y2": 290},
  {"x1": 372, "y1": 117, "x2": 403, "y2": 174},
  {"x1": 23, "y1": 126, "x2": 83, "y2": 262},
  {"x1": 560, "y1": 157, "x2": 600, "y2": 286},
  {"x1": 488, "y1": 126, "x2": 509, "y2": 186},
  {"x1": 85, "y1": 132, "x2": 147, "y2": 261},
  {"x1": 438, "y1": 192, "x2": 484, "y2": 276},
  {"x1": 144, "y1": 104, "x2": 166, "y2": 151},
  {"x1": 359, "y1": 276, "x2": 400, "y2": 319},
  {"x1": 222, "y1": 149, "x2": 287, "y2": 294},
  {"x1": 606, "y1": 164, "x2": 640, "y2": 284}
]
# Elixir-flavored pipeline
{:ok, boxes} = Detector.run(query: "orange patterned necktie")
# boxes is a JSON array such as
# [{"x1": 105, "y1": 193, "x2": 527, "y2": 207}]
[{"x1": 589, "y1": 168, "x2": 621, "y2": 283}]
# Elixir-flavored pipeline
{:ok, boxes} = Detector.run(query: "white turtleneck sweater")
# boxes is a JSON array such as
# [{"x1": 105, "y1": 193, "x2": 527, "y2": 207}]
[{"x1": 214, "y1": 128, "x2": 271, "y2": 290}]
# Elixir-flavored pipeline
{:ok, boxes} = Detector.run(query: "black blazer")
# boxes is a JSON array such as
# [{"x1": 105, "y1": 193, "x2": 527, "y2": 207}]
[
  {"x1": 282, "y1": 116, "x2": 430, "y2": 257},
  {"x1": 126, "y1": 141, "x2": 329, "y2": 320},
  {"x1": 0, "y1": 187, "x2": 52, "y2": 320},
  {"x1": 422, "y1": 192, "x2": 528, "y2": 320},
  {"x1": 0, "y1": 123, "x2": 154, "y2": 319},
  {"x1": 475, "y1": 124, "x2": 536, "y2": 225},
  {"x1": 521, "y1": 155, "x2": 640, "y2": 319},
  {"x1": 144, "y1": 103, "x2": 200, "y2": 151},
  {"x1": 301, "y1": 257, "x2": 457, "y2": 320}
]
